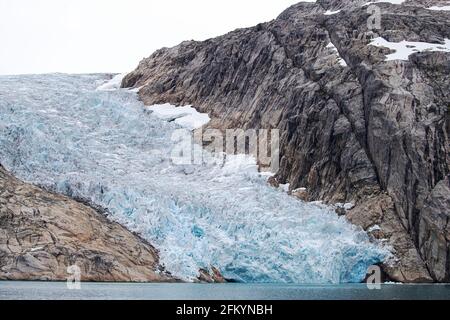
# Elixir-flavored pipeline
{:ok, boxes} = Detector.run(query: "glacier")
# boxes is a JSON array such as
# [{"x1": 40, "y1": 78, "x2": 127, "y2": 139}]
[{"x1": 0, "y1": 73, "x2": 390, "y2": 283}]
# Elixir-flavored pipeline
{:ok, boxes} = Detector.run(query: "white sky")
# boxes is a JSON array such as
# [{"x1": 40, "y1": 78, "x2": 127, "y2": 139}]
[{"x1": 0, "y1": 0, "x2": 301, "y2": 75}]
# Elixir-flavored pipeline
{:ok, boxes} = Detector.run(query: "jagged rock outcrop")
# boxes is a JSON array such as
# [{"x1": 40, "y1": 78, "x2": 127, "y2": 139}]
[
  {"x1": 0, "y1": 166, "x2": 175, "y2": 282},
  {"x1": 123, "y1": 0, "x2": 449, "y2": 282}
]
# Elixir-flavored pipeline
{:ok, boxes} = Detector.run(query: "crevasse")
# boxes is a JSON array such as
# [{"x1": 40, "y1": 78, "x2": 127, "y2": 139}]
[{"x1": 0, "y1": 74, "x2": 390, "y2": 283}]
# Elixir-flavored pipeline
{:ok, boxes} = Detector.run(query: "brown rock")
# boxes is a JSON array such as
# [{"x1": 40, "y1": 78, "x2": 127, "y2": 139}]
[
  {"x1": 197, "y1": 267, "x2": 226, "y2": 283},
  {"x1": 0, "y1": 166, "x2": 174, "y2": 282}
]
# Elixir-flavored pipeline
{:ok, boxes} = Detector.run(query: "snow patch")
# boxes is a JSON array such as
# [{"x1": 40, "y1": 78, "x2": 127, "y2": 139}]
[
  {"x1": 362, "y1": 0, "x2": 405, "y2": 6},
  {"x1": 335, "y1": 203, "x2": 355, "y2": 211},
  {"x1": 368, "y1": 225, "x2": 382, "y2": 233},
  {"x1": 292, "y1": 187, "x2": 307, "y2": 193},
  {"x1": 363, "y1": 0, "x2": 405, "y2": 5},
  {"x1": 324, "y1": 9, "x2": 341, "y2": 15},
  {"x1": 129, "y1": 86, "x2": 143, "y2": 93},
  {"x1": 147, "y1": 103, "x2": 211, "y2": 130},
  {"x1": 96, "y1": 73, "x2": 127, "y2": 91},
  {"x1": 279, "y1": 183, "x2": 290, "y2": 193},
  {"x1": 427, "y1": 5, "x2": 450, "y2": 11},
  {"x1": 344, "y1": 203, "x2": 355, "y2": 210},
  {"x1": 326, "y1": 42, "x2": 348, "y2": 67},
  {"x1": 377, "y1": 0, "x2": 405, "y2": 4},
  {"x1": 369, "y1": 37, "x2": 450, "y2": 61}
]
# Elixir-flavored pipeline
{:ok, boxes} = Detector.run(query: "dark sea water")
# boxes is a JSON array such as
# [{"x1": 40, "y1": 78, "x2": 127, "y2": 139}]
[{"x1": 1, "y1": 282, "x2": 449, "y2": 300}]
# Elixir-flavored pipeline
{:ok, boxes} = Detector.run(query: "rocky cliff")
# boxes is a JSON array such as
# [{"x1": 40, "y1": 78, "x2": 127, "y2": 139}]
[
  {"x1": 122, "y1": 0, "x2": 450, "y2": 282},
  {"x1": 0, "y1": 165, "x2": 174, "y2": 282}
]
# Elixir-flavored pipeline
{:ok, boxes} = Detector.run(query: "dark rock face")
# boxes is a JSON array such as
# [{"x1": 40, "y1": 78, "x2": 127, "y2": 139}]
[
  {"x1": 418, "y1": 178, "x2": 450, "y2": 282},
  {"x1": 0, "y1": 166, "x2": 175, "y2": 282},
  {"x1": 123, "y1": 0, "x2": 449, "y2": 282}
]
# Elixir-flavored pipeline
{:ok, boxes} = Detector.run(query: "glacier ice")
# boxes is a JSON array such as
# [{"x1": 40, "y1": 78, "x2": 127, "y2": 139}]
[
  {"x1": 147, "y1": 103, "x2": 211, "y2": 130},
  {"x1": 0, "y1": 74, "x2": 390, "y2": 283}
]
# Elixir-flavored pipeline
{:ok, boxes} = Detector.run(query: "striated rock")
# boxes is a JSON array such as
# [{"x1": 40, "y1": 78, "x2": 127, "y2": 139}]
[
  {"x1": 197, "y1": 267, "x2": 226, "y2": 283},
  {"x1": 123, "y1": 0, "x2": 449, "y2": 281},
  {"x1": 0, "y1": 166, "x2": 175, "y2": 282},
  {"x1": 292, "y1": 188, "x2": 309, "y2": 202},
  {"x1": 347, "y1": 194, "x2": 433, "y2": 283},
  {"x1": 418, "y1": 178, "x2": 450, "y2": 282}
]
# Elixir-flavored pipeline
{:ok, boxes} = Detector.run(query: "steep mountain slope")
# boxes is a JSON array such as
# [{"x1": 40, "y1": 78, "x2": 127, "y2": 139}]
[{"x1": 123, "y1": 0, "x2": 450, "y2": 282}]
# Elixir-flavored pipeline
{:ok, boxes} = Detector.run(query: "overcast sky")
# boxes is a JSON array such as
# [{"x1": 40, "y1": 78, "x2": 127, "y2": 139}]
[{"x1": 0, "y1": 0, "x2": 301, "y2": 75}]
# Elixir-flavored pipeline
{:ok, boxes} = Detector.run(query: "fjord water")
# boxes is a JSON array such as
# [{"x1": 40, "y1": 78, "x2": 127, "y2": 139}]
[
  {"x1": 0, "y1": 74, "x2": 389, "y2": 283},
  {"x1": 1, "y1": 282, "x2": 450, "y2": 300}
]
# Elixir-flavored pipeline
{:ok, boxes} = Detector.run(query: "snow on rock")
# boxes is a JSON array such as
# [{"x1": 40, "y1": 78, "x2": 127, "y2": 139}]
[
  {"x1": 259, "y1": 171, "x2": 275, "y2": 178},
  {"x1": 378, "y1": 0, "x2": 405, "y2": 4},
  {"x1": 324, "y1": 9, "x2": 341, "y2": 15},
  {"x1": 335, "y1": 203, "x2": 355, "y2": 211},
  {"x1": 129, "y1": 86, "x2": 143, "y2": 93},
  {"x1": 427, "y1": 6, "x2": 450, "y2": 11},
  {"x1": 368, "y1": 225, "x2": 382, "y2": 233},
  {"x1": 344, "y1": 203, "x2": 355, "y2": 210},
  {"x1": 147, "y1": 103, "x2": 211, "y2": 130},
  {"x1": 310, "y1": 201, "x2": 329, "y2": 209},
  {"x1": 96, "y1": 73, "x2": 127, "y2": 91},
  {"x1": 369, "y1": 37, "x2": 450, "y2": 61},
  {"x1": 326, "y1": 42, "x2": 348, "y2": 67},
  {"x1": 362, "y1": 0, "x2": 405, "y2": 6},
  {"x1": 279, "y1": 183, "x2": 290, "y2": 193},
  {"x1": 365, "y1": 0, "x2": 405, "y2": 4}
]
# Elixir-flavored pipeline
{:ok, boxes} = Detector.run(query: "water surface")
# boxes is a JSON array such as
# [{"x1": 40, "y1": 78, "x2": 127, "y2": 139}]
[{"x1": 1, "y1": 281, "x2": 449, "y2": 300}]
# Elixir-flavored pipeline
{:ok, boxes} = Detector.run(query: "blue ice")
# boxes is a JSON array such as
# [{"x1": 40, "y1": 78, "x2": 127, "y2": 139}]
[{"x1": 0, "y1": 74, "x2": 390, "y2": 283}]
